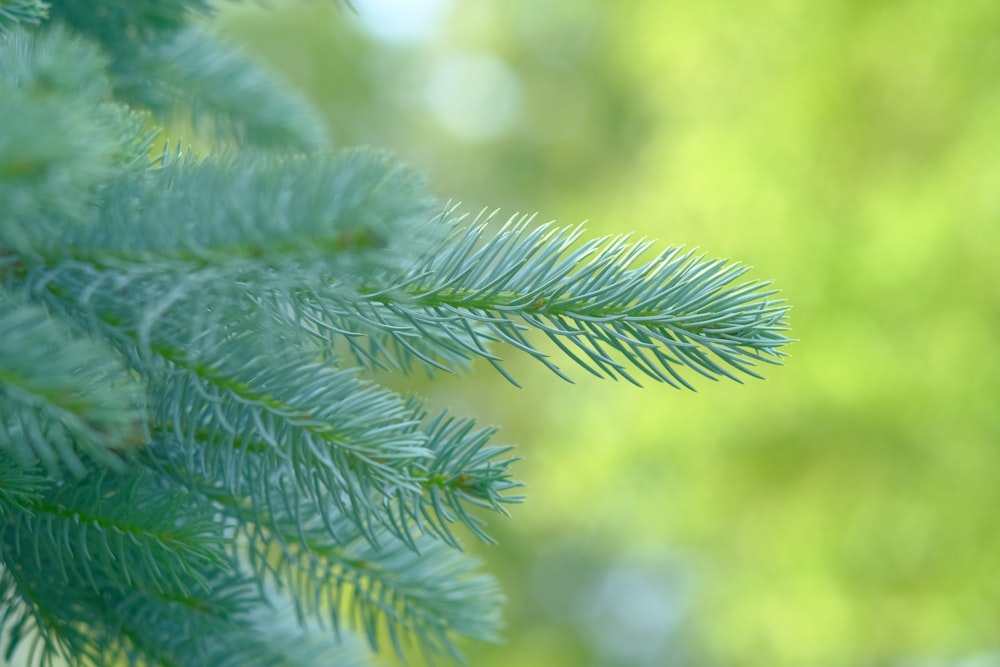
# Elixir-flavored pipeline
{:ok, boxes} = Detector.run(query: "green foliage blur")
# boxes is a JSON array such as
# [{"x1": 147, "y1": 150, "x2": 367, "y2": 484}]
[{"x1": 216, "y1": 1, "x2": 999, "y2": 665}]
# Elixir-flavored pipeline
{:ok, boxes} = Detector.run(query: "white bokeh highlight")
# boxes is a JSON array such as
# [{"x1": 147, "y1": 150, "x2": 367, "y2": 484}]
[
  {"x1": 352, "y1": 0, "x2": 453, "y2": 44},
  {"x1": 424, "y1": 52, "x2": 523, "y2": 143}
]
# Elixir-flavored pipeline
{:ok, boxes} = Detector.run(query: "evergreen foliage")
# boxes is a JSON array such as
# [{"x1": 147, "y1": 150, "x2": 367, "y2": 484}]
[{"x1": 0, "y1": 2, "x2": 790, "y2": 665}]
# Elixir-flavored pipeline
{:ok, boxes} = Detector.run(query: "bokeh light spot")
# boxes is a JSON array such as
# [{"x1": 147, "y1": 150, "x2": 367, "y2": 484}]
[
  {"x1": 351, "y1": 0, "x2": 452, "y2": 44},
  {"x1": 424, "y1": 52, "x2": 523, "y2": 143}
]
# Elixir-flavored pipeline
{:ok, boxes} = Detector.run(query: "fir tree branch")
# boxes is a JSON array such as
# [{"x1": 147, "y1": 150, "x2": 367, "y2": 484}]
[
  {"x1": 0, "y1": 553, "x2": 262, "y2": 667},
  {"x1": 145, "y1": 438, "x2": 508, "y2": 662},
  {"x1": 0, "y1": 294, "x2": 146, "y2": 474},
  {"x1": 3, "y1": 469, "x2": 230, "y2": 600},
  {"x1": 149, "y1": 354, "x2": 430, "y2": 543},
  {"x1": 27, "y1": 262, "x2": 522, "y2": 544},
  {"x1": 146, "y1": 399, "x2": 522, "y2": 549},
  {"x1": 293, "y1": 215, "x2": 791, "y2": 387},
  {"x1": 44, "y1": 149, "x2": 441, "y2": 273},
  {"x1": 121, "y1": 27, "x2": 329, "y2": 150},
  {"x1": 0, "y1": 24, "x2": 109, "y2": 104},
  {"x1": 90, "y1": 582, "x2": 376, "y2": 667},
  {"x1": 389, "y1": 411, "x2": 524, "y2": 546},
  {"x1": 241, "y1": 513, "x2": 504, "y2": 663},
  {"x1": 0, "y1": 26, "x2": 122, "y2": 222},
  {"x1": 144, "y1": 361, "x2": 521, "y2": 547},
  {"x1": 0, "y1": 451, "x2": 48, "y2": 518},
  {"x1": 0, "y1": 472, "x2": 296, "y2": 667},
  {"x1": 241, "y1": 603, "x2": 376, "y2": 667},
  {"x1": 0, "y1": 0, "x2": 49, "y2": 32},
  {"x1": 47, "y1": 0, "x2": 212, "y2": 49},
  {"x1": 0, "y1": 562, "x2": 83, "y2": 666},
  {"x1": 46, "y1": 3, "x2": 326, "y2": 150}
]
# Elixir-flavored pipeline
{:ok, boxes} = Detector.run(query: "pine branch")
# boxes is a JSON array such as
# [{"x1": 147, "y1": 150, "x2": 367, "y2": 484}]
[
  {"x1": 48, "y1": 3, "x2": 327, "y2": 150},
  {"x1": 0, "y1": 465, "x2": 374, "y2": 667},
  {"x1": 0, "y1": 295, "x2": 146, "y2": 474},
  {"x1": 239, "y1": 601, "x2": 376, "y2": 667},
  {"x1": 144, "y1": 438, "x2": 507, "y2": 663},
  {"x1": 0, "y1": 554, "x2": 261, "y2": 667},
  {"x1": 30, "y1": 150, "x2": 439, "y2": 272},
  {"x1": 393, "y1": 411, "x2": 524, "y2": 546},
  {"x1": 47, "y1": 0, "x2": 212, "y2": 49},
  {"x1": 0, "y1": 452, "x2": 47, "y2": 520},
  {"x1": 121, "y1": 28, "x2": 329, "y2": 150},
  {"x1": 98, "y1": 580, "x2": 368, "y2": 667},
  {"x1": 0, "y1": 479, "x2": 251, "y2": 667},
  {"x1": 26, "y1": 257, "x2": 522, "y2": 544},
  {"x1": 292, "y1": 214, "x2": 791, "y2": 387},
  {"x1": 9, "y1": 469, "x2": 230, "y2": 594},
  {"x1": 143, "y1": 355, "x2": 521, "y2": 548},
  {"x1": 0, "y1": 25, "x2": 122, "y2": 222},
  {"x1": 0, "y1": 1, "x2": 48, "y2": 32},
  {"x1": 396, "y1": 216, "x2": 790, "y2": 388},
  {"x1": 150, "y1": 355, "x2": 430, "y2": 544},
  {"x1": 240, "y1": 512, "x2": 504, "y2": 663}
]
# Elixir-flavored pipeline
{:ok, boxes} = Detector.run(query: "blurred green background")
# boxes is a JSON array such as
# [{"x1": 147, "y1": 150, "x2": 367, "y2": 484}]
[{"x1": 215, "y1": 1, "x2": 999, "y2": 665}]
